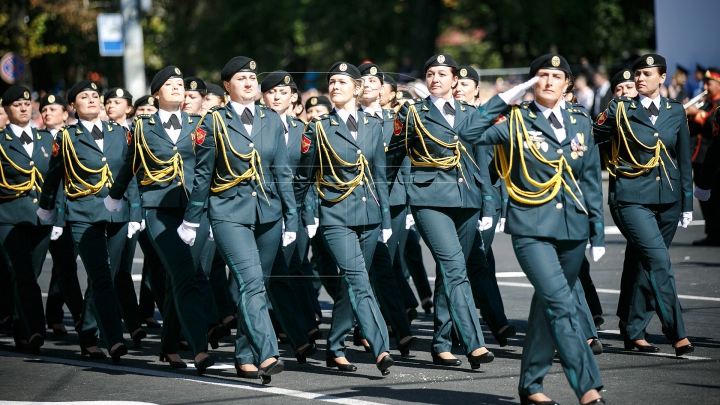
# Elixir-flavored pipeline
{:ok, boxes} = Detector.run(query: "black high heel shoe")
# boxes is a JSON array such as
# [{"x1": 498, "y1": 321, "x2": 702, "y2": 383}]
[
  {"x1": 353, "y1": 328, "x2": 371, "y2": 353},
  {"x1": 308, "y1": 329, "x2": 323, "y2": 342},
  {"x1": 589, "y1": 338, "x2": 603, "y2": 355},
  {"x1": 81, "y1": 345, "x2": 107, "y2": 359},
  {"x1": 520, "y1": 396, "x2": 560, "y2": 405},
  {"x1": 623, "y1": 337, "x2": 659, "y2": 353},
  {"x1": 295, "y1": 343, "x2": 317, "y2": 364},
  {"x1": 16, "y1": 336, "x2": 44, "y2": 354},
  {"x1": 496, "y1": 325, "x2": 516, "y2": 347},
  {"x1": 431, "y1": 352, "x2": 462, "y2": 366},
  {"x1": 673, "y1": 343, "x2": 694, "y2": 357},
  {"x1": 235, "y1": 361, "x2": 259, "y2": 379},
  {"x1": 397, "y1": 336, "x2": 419, "y2": 357},
  {"x1": 325, "y1": 355, "x2": 357, "y2": 372},
  {"x1": 110, "y1": 344, "x2": 128, "y2": 364},
  {"x1": 159, "y1": 351, "x2": 187, "y2": 369},
  {"x1": 195, "y1": 355, "x2": 215, "y2": 375},
  {"x1": 50, "y1": 324, "x2": 68, "y2": 336},
  {"x1": 131, "y1": 329, "x2": 147, "y2": 347},
  {"x1": 467, "y1": 349, "x2": 495, "y2": 370},
  {"x1": 208, "y1": 325, "x2": 226, "y2": 349},
  {"x1": 421, "y1": 299, "x2": 433, "y2": 314},
  {"x1": 258, "y1": 358, "x2": 284, "y2": 377},
  {"x1": 406, "y1": 308, "x2": 418, "y2": 323},
  {"x1": 376, "y1": 354, "x2": 394, "y2": 376}
]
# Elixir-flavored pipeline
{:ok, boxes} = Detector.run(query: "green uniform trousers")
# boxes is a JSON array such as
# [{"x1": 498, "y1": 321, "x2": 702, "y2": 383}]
[
  {"x1": 45, "y1": 225, "x2": 82, "y2": 329},
  {"x1": 513, "y1": 236, "x2": 603, "y2": 398}
]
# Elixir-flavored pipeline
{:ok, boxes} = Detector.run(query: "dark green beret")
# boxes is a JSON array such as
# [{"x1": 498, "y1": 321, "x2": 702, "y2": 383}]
[
  {"x1": 529, "y1": 54, "x2": 571, "y2": 77},
  {"x1": 221, "y1": 56, "x2": 257, "y2": 82},
  {"x1": 383, "y1": 74, "x2": 397, "y2": 90},
  {"x1": 133, "y1": 95, "x2": 156, "y2": 110},
  {"x1": 261, "y1": 71, "x2": 295, "y2": 92},
  {"x1": 150, "y1": 65, "x2": 183, "y2": 95},
  {"x1": 184, "y1": 77, "x2": 207, "y2": 93},
  {"x1": 67, "y1": 80, "x2": 99, "y2": 103},
  {"x1": 305, "y1": 95, "x2": 331, "y2": 110},
  {"x1": 327, "y1": 61, "x2": 361, "y2": 82},
  {"x1": 104, "y1": 87, "x2": 133, "y2": 104},
  {"x1": 206, "y1": 84, "x2": 226, "y2": 97},
  {"x1": 39, "y1": 94, "x2": 68, "y2": 110},
  {"x1": 358, "y1": 63, "x2": 384, "y2": 82},
  {"x1": 424, "y1": 54, "x2": 457, "y2": 73},
  {"x1": 1, "y1": 85, "x2": 32, "y2": 106},
  {"x1": 632, "y1": 54, "x2": 666, "y2": 72},
  {"x1": 457, "y1": 65, "x2": 479, "y2": 82},
  {"x1": 611, "y1": 69, "x2": 634, "y2": 91},
  {"x1": 395, "y1": 89, "x2": 413, "y2": 101}
]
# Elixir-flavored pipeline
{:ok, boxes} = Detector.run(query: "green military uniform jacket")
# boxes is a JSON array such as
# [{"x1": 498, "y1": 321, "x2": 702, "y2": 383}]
[
  {"x1": 593, "y1": 96, "x2": 693, "y2": 212},
  {"x1": 479, "y1": 101, "x2": 605, "y2": 247},
  {"x1": 184, "y1": 105, "x2": 297, "y2": 231},
  {"x1": 285, "y1": 115, "x2": 317, "y2": 227},
  {"x1": 39, "y1": 121, "x2": 140, "y2": 223},
  {"x1": 294, "y1": 110, "x2": 391, "y2": 229},
  {"x1": 0, "y1": 126, "x2": 54, "y2": 226}
]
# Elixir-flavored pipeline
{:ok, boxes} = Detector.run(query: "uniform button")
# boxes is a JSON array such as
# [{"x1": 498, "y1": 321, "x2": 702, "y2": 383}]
[
  {"x1": 555, "y1": 203, "x2": 563, "y2": 209},
  {"x1": 29, "y1": 161, "x2": 34, "y2": 166},
  {"x1": 251, "y1": 175, "x2": 256, "y2": 181},
  {"x1": 177, "y1": 181, "x2": 183, "y2": 187},
  {"x1": 361, "y1": 197, "x2": 366, "y2": 202},
  {"x1": 357, "y1": 149, "x2": 362, "y2": 154},
  {"x1": 101, "y1": 157, "x2": 107, "y2": 162},
  {"x1": 173, "y1": 146, "x2": 178, "y2": 151},
  {"x1": 383, "y1": 142, "x2": 387, "y2": 147},
  {"x1": 31, "y1": 186, "x2": 36, "y2": 191},
  {"x1": 556, "y1": 149, "x2": 563, "y2": 154},
  {"x1": 655, "y1": 176, "x2": 660, "y2": 181},
  {"x1": 249, "y1": 143, "x2": 254, "y2": 148},
  {"x1": 555, "y1": 167, "x2": 559, "y2": 173},
  {"x1": 653, "y1": 133, "x2": 659, "y2": 137},
  {"x1": 252, "y1": 191, "x2": 257, "y2": 197},
  {"x1": 359, "y1": 181, "x2": 364, "y2": 186},
  {"x1": 32, "y1": 198, "x2": 38, "y2": 204},
  {"x1": 453, "y1": 135, "x2": 458, "y2": 140},
  {"x1": 458, "y1": 178, "x2": 464, "y2": 183}
]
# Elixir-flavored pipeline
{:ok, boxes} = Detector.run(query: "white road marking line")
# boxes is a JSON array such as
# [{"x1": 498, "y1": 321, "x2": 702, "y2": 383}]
[
  {"x1": 185, "y1": 362, "x2": 236, "y2": 370},
  {"x1": 643, "y1": 352, "x2": 712, "y2": 361},
  {"x1": 495, "y1": 272, "x2": 527, "y2": 278},
  {"x1": 0, "y1": 352, "x2": 386, "y2": 405},
  {"x1": 132, "y1": 274, "x2": 143, "y2": 282},
  {"x1": 497, "y1": 282, "x2": 720, "y2": 302}
]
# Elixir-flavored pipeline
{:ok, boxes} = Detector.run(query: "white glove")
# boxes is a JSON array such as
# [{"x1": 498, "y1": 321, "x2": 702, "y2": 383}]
[
  {"x1": 591, "y1": 246, "x2": 605, "y2": 262},
  {"x1": 405, "y1": 213, "x2": 415, "y2": 230},
  {"x1": 678, "y1": 212, "x2": 693, "y2": 228},
  {"x1": 104, "y1": 195, "x2": 122, "y2": 212},
  {"x1": 478, "y1": 216, "x2": 493, "y2": 231},
  {"x1": 177, "y1": 221, "x2": 198, "y2": 246},
  {"x1": 139, "y1": 219, "x2": 146, "y2": 232},
  {"x1": 127, "y1": 222, "x2": 141, "y2": 238},
  {"x1": 305, "y1": 217, "x2": 319, "y2": 239},
  {"x1": 498, "y1": 76, "x2": 539, "y2": 104},
  {"x1": 50, "y1": 226, "x2": 63, "y2": 241},
  {"x1": 694, "y1": 187, "x2": 711, "y2": 201},
  {"x1": 36, "y1": 208, "x2": 56, "y2": 222},
  {"x1": 283, "y1": 231, "x2": 296, "y2": 247},
  {"x1": 381, "y1": 228, "x2": 393, "y2": 244},
  {"x1": 208, "y1": 227, "x2": 214, "y2": 242},
  {"x1": 495, "y1": 217, "x2": 506, "y2": 233}
]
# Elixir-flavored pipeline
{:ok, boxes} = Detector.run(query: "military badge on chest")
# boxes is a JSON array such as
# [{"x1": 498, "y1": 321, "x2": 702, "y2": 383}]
[
  {"x1": 193, "y1": 127, "x2": 206, "y2": 145},
  {"x1": 52, "y1": 141, "x2": 60, "y2": 157},
  {"x1": 570, "y1": 133, "x2": 587, "y2": 159},
  {"x1": 301, "y1": 134, "x2": 312, "y2": 153},
  {"x1": 393, "y1": 118, "x2": 403, "y2": 136},
  {"x1": 527, "y1": 131, "x2": 548, "y2": 152}
]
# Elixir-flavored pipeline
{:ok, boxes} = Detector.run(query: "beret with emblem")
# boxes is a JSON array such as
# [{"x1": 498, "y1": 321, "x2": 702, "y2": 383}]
[
  {"x1": 383, "y1": 73, "x2": 397, "y2": 90},
  {"x1": 104, "y1": 87, "x2": 133, "y2": 104},
  {"x1": 632, "y1": 54, "x2": 666, "y2": 72},
  {"x1": 221, "y1": 56, "x2": 257, "y2": 82},
  {"x1": 39, "y1": 94, "x2": 68, "y2": 111},
  {"x1": 424, "y1": 54, "x2": 457, "y2": 73},
  {"x1": 1, "y1": 85, "x2": 32, "y2": 106},
  {"x1": 261, "y1": 70, "x2": 295, "y2": 92},
  {"x1": 184, "y1": 77, "x2": 207, "y2": 93},
  {"x1": 133, "y1": 95, "x2": 156, "y2": 110},
  {"x1": 358, "y1": 63, "x2": 384, "y2": 82},
  {"x1": 611, "y1": 69, "x2": 634, "y2": 91},
  {"x1": 67, "y1": 80, "x2": 100, "y2": 103},
  {"x1": 529, "y1": 54, "x2": 571, "y2": 77},
  {"x1": 704, "y1": 67, "x2": 720, "y2": 83},
  {"x1": 150, "y1": 65, "x2": 183, "y2": 95},
  {"x1": 206, "y1": 84, "x2": 226, "y2": 97},
  {"x1": 305, "y1": 95, "x2": 331, "y2": 110},
  {"x1": 395, "y1": 88, "x2": 413, "y2": 101},
  {"x1": 327, "y1": 61, "x2": 361, "y2": 82},
  {"x1": 457, "y1": 65, "x2": 479, "y2": 83}
]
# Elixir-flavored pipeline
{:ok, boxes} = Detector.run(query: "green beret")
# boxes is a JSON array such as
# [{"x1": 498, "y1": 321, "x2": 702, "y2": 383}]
[
  {"x1": 104, "y1": 87, "x2": 133, "y2": 104},
  {"x1": 67, "y1": 80, "x2": 99, "y2": 103},
  {"x1": 133, "y1": 95, "x2": 156, "y2": 110},
  {"x1": 529, "y1": 54, "x2": 571, "y2": 77},
  {"x1": 184, "y1": 77, "x2": 207, "y2": 93},
  {"x1": 150, "y1": 65, "x2": 183, "y2": 95},
  {"x1": 457, "y1": 65, "x2": 479, "y2": 82},
  {"x1": 206, "y1": 84, "x2": 226, "y2": 97},
  {"x1": 1, "y1": 85, "x2": 32, "y2": 106},
  {"x1": 305, "y1": 95, "x2": 331, "y2": 110},
  {"x1": 221, "y1": 56, "x2": 257, "y2": 82},
  {"x1": 632, "y1": 54, "x2": 666, "y2": 72},
  {"x1": 424, "y1": 54, "x2": 457, "y2": 73},
  {"x1": 358, "y1": 63, "x2": 384, "y2": 82},
  {"x1": 39, "y1": 94, "x2": 68, "y2": 110},
  {"x1": 383, "y1": 74, "x2": 397, "y2": 90},
  {"x1": 327, "y1": 61, "x2": 361, "y2": 82},
  {"x1": 611, "y1": 69, "x2": 634, "y2": 91},
  {"x1": 261, "y1": 71, "x2": 295, "y2": 92}
]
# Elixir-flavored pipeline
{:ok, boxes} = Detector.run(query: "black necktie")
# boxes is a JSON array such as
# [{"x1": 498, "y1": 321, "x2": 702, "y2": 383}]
[
  {"x1": 19, "y1": 131, "x2": 33, "y2": 145},
  {"x1": 443, "y1": 102, "x2": 456, "y2": 116},
  {"x1": 284, "y1": 125, "x2": 288, "y2": 134},
  {"x1": 91, "y1": 126, "x2": 104, "y2": 141},
  {"x1": 346, "y1": 115, "x2": 358, "y2": 132},
  {"x1": 163, "y1": 114, "x2": 181, "y2": 130},
  {"x1": 645, "y1": 103, "x2": 659, "y2": 118},
  {"x1": 241, "y1": 108, "x2": 254, "y2": 126},
  {"x1": 548, "y1": 112, "x2": 563, "y2": 129}
]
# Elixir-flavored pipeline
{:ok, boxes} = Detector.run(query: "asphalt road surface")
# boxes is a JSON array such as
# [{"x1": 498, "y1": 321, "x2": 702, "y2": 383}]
[{"x1": 1, "y1": 188, "x2": 719, "y2": 405}]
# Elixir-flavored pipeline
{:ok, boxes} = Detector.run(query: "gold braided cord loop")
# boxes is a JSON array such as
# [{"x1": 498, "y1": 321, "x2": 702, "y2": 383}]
[
  {"x1": 132, "y1": 119, "x2": 185, "y2": 190},
  {"x1": 207, "y1": 111, "x2": 269, "y2": 204},
  {"x1": 610, "y1": 101, "x2": 675, "y2": 189},
  {"x1": 61, "y1": 128, "x2": 113, "y2": 198},
  {"x1": 0, "y1": 145, "x2": 43, "y2": 199},
  {"x1": 313, "y1": 120, "x2": 379, "y2": 204},
  {"x1": 494, "y1": 107, "x2": 587, "y2": 214},
  {"x1": 403, "y1": 104, "x2": 478, "y2": 187}
]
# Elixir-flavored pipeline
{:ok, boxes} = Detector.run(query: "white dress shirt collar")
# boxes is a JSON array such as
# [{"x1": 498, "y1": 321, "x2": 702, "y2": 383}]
[
  {"x1": 335, "y1": 108, "x2": 358, "y2": 139},
  {"x1": 158, "y1": 109, "x2": 182, "y2": 143},
  {"x1": 8, "y1": 123, "x2": 34, "y2": 155},
  {"x1": 429, "y1": 95, "x2": 456, "y2": 127},
  {"x1": 534, "y1": 101, "x2": 566, "y2": 143}
]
